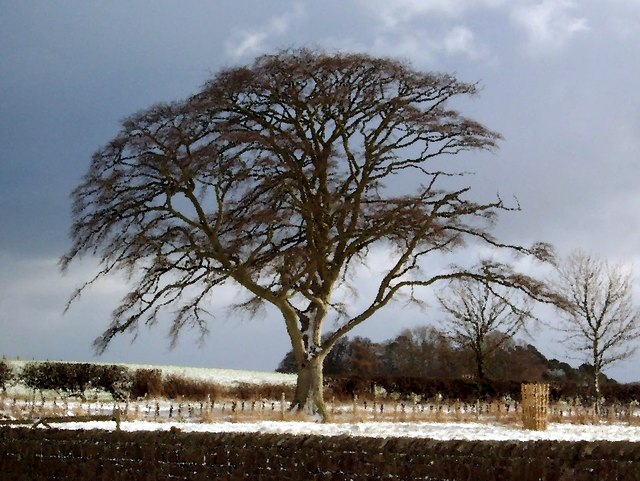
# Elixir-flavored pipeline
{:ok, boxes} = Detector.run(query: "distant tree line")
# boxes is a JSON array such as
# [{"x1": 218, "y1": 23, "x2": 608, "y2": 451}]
[
  {"x1": 2, "y1": 357, "x2": 638, "y2": 404},
  {"x1": 276, "y1": 326, "x2": 616, "y2": 389}
]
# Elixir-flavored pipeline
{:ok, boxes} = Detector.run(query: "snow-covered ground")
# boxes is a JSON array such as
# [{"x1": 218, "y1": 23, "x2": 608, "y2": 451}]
[
  {"x1": 5, "y1": 359, "x2": 640, "y2": 443},
  {"x1": 35, "y1": 419, "x2": 640, "y2": 442}
]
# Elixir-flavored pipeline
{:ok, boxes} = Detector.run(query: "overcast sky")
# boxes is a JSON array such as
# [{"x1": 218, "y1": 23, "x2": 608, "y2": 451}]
[{"x1": 1, "y1": 1, "x2": 640, "y2": 381}]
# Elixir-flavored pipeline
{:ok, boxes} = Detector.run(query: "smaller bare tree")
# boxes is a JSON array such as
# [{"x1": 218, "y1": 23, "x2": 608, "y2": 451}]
[
  {"x1": 437, "y1": 278, "x2": 533, "y2": 385},
  {"x1": 553, "y1": 251, "x2": 640, "y2": 407}
]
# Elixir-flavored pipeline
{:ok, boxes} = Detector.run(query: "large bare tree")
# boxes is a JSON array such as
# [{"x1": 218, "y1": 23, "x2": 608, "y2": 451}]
[
  {"x1": 553, "y1": 251, "x2": 640, "y2": 405},
  {"x1": 62, "y1": 49, "x2": 556, "y2": 420},
  {"x1": 437, "y1": 278, "x2": 533, "y2": 385}
]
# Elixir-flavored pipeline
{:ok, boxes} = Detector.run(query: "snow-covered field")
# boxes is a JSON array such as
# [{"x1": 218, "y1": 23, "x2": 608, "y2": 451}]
[
  {"x1": 5, "y1": 359, "x2": 640, "y2": 442},
  {"x1": 4, "y1": 359, "x2": 296, "y2": 388},
  {"x1": 33, "y1": 419, "x2": 640, "y2": 442}
]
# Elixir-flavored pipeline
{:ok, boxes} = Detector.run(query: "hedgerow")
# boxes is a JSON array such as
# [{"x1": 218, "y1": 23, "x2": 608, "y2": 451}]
[
  {"x1": 11, "y1": 360, "x2": 640, "y2": 404},
  {"x1": 19, "y1": 362, "x2": 130, "y2": 400},
  {"x1": 325, "y1": 374, "x2": 640, "y2": 404},
  {"x1": 129, "y1": 368, "x2": 163, "y2": 399}
]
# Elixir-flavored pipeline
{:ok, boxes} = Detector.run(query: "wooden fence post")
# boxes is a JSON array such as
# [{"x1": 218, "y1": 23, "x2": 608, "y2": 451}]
[
  {"x1": 114, "y1": 408, "x2": 121, "y2": 431},
  {"x1": 352, "y1": 395, "x2": 358, "y2": 421}
]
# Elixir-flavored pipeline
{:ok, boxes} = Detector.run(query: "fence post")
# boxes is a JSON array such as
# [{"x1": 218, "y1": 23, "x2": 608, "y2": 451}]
[
  {"x1": 114, "y1": 408, "x2": 121, "y2": 431},
  {"x1": 521, "y1": 383, "x2": 549, "y2": 431},
  {"x1": 352, "y1": 395, "x2": 358, "y2": 421},
  {"x1": 280, "y1": 392, "x2": 286, "y2": 420}
]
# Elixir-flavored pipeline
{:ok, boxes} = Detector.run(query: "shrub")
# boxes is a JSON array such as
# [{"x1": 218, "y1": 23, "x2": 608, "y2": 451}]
[
  {"x1": 63, "y1": 363, "x2": 96, "y2": 397},
  {"x1": 325, "y1": 376, "x2": 375, "y2": 402},
  {"x1": 20, "y1": 362, "x2": 97, "y2": 399},
  {"x1": 18, "y1": 361, "x2": 132, "y2": 400},
  {"x1": 162, "y1": 374, "x2": 221, "y2": 401},
  {"x1": 599, "y1": 382, "x2": 640, "y2": 404},
  {"x1": 20, "y1": 362, "x2": 64, "y2": 393},
  {"x1": 233, "y1": 382, "x2": 294, "y2": 401},
  {"x1": 325, "y1": 375, "x2": 527, "y2": 403},
  {"x1": 90, "y1": 365, "x2": 131, "y2": 401},
  {"x1": 130, "y1": 368, "x2": 163, "y2": 399},
  {"x1": 0, "y1": 360, "x2": 13, "y2": 391},
  {"x1": 325, "y1": 374, "x2": 640, "y2": 405}
]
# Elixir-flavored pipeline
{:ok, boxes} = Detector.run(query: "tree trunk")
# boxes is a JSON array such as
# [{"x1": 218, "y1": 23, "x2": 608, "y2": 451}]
[
  {"x1": 290, "y1": 356, "x2": 329, "y2": 422},
  {"x1": 475, "y1": 350, "x2": 486, "y2": 384},
  {"x1": 593, "y1": 367, "x2": 602, "y2": 414},
  {"x1": 593, "y1": 343, "x2": 601, "y2": 414}
]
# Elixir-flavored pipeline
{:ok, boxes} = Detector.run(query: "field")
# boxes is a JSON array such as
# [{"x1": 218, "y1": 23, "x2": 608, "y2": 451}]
[
  {"x1": 3, "y1": 359, "x2": 296, "y2": 392},
  {"x1": 3, "y1": 359, "x2": 640, "y2": 442}
]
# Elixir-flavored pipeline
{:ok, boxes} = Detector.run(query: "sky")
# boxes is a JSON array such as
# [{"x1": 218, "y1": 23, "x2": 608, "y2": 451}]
[{"x1": 1, "y1": 1, "x2": 640, "y2": 381}]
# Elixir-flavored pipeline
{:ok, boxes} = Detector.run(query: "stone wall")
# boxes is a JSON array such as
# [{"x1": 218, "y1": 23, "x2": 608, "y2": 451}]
[{"x1": 1, "y1": 427, "x2": 640, "y2": 480}]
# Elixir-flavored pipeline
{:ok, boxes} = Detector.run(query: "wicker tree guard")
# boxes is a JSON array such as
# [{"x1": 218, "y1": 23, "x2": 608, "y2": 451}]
[{"x1": 521, "y1": 383, "x2": 549, "y2": 431}]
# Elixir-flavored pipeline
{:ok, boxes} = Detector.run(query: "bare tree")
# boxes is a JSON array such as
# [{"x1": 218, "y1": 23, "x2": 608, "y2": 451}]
[
  {"x1": 62, "y1": 49, "x2": 557, "y2": 420},
  {"x1": 437, "y1": 278, "x2": 533, "y2": 385},
  {"x1": 553, "y1": 251, "x2": 640, "y2": 405}
]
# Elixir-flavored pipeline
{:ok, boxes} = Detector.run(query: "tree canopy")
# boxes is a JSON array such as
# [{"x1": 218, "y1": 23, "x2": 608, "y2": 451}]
[{"x1": 63, "y1": 49, "x2": 557, "y2": 419}]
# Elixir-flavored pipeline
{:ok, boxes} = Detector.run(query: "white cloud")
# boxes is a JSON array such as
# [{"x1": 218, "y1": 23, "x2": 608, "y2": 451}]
[
  {"x1": 229, "y1": 32, "x2": 268, "y2": 59},
  {"x1": 366, "y1": 26, "x2": 490, "y2": 67},
  {"x1": 359, "y1": 0, "x2": 507, "y2": 28},
  {"x1": 510, "y1": 0, "x2": 589, "y2": 53},
  {"x1": 226, "y1": 4, "x2": 305, "y2": 59},
  {"x1": 356, "y1": 0, "x2": 590, "y2": 60},
  {"x1": 368, "y1": 32, "x2": 437, "y2": 65},
  {"x1": 444, "y1": 25, "x2": 488, "y2": 59}
]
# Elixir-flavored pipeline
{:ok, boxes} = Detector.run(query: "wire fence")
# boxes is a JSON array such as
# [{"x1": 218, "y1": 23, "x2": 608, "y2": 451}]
[{"x1": 2, "y1": 390, "x2": 639, "y2": 427}]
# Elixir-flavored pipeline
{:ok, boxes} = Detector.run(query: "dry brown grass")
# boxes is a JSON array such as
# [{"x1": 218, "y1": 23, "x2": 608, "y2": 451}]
[
  {"x1": 4, "y1": 388, "x2": 640, "y2": 428},
  {"x1": 628, "y1": 414, "x2": 640, "y2": 426}
]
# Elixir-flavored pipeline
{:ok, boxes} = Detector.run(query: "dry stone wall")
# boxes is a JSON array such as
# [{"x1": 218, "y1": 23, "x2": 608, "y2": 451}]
[{"x1": 1, "y1": 427, "x2": 640, "y2": 480}]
